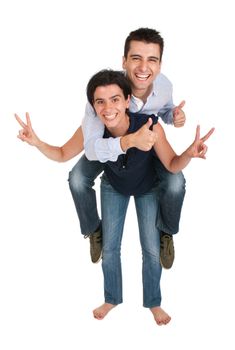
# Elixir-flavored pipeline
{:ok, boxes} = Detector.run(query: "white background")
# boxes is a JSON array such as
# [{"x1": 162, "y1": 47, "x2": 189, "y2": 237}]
[{"x1": 0, "y1": 0, "x2": 234, "y2": 349}]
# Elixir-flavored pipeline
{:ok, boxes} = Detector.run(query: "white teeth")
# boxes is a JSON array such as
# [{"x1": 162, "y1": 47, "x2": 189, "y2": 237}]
[
  {"x1": 104, "y1": 114, "x2": 116, "y2": 121},
  {"x1": 136, "y1": 74, "x2": 149, "y2": 80}
]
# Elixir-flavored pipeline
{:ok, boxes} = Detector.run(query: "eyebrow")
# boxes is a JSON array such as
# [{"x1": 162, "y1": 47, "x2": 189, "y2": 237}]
[
  {"x1": 130, "y1": 54, "x2": 159, "y2": 60},
  {"x1": 94, "y1": 94, "x2": 122, "y2": 102}
]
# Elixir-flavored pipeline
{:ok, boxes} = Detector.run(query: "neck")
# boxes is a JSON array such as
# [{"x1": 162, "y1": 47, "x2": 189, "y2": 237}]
[
  {"x1": 107, "y1": 113, "x2": 130, "y2": 137},
  {"x1": 131, "y1": 84, "x2": 153, "y2": 103}
]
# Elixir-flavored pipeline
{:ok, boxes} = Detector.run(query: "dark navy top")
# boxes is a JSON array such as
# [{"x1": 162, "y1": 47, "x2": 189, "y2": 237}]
[{"x1": 103, "y1": 112, "x2": 158, "y2": 196}]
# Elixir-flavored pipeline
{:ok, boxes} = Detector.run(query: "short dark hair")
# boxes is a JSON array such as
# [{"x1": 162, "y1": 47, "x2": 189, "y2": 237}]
[
  {"x1": 86, "y1": 69, "x2": 132, "y2": 106},
  {"x1": 124, "y1": 27, "x2": 164, "y2": 61}
]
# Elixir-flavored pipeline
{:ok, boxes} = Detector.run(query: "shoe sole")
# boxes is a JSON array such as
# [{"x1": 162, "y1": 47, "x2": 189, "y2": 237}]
[
  {"x1": 159, "y1": 256, "x2": 173, "y2": 269},
  {"x1": 92, "y1": 252, "x2": 102, "y2": 264}
]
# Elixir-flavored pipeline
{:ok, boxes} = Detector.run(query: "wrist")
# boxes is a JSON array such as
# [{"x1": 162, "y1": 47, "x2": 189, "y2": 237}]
[
  {"x1": 35, "y1": 139, "x2": 45, "y2": 149},
  {"x1": 120, "y1": 134, "x2": 134, "y2": 151}
]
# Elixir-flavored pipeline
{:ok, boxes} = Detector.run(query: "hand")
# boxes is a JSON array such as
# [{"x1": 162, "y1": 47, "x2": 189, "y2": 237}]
[
  {"x1": 132, "y1": 118, "x2": 157, "y2": 151},
  {"x1": 173, "y1": 100, "x2": 186, "y2": 127},
  {"x1": 15, "y1": 112, "x2": 41, "y2": 147},
  {"x1": 188, "y1": 125, "x2": 215, "y2": 159}
]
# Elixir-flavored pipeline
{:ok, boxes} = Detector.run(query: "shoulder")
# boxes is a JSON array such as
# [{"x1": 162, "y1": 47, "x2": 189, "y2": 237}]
[
  {"x1": 153, "y1": 120, "x2": 166, "y2": 138},
  {"x1": 153, "y1": 73, "x2": 173, "y2": 90},
  {"x1": 128, "y1": 112, "x2": 151, "y2": 131},
  {"x1": 85, "y1": 102, "x2": 96, "y2": 116}
]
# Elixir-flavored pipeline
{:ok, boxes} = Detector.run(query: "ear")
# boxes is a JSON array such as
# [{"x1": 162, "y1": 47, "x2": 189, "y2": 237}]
[
  {"x1": 122, "y1": 56, "x2": 126, "y2": 70},
  {"x1": 126, "y1": 94, "x2": 131, "y2": 109}
]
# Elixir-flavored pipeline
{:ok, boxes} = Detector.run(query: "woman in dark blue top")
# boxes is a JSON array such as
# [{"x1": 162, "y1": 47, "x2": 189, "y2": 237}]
[
  {"x1": 103, "y1": 112, "x2": 158, "y2": 196},
  {"x1": 85, "y1": 69, "x2": 215, "y2": 325},
  {"x1": 86, "y1": 69, "x2": 214, "y2": 325}
]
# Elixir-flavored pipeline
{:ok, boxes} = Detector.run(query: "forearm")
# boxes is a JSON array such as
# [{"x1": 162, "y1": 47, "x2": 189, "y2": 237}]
[
  {"x1": 120, "y1": 132, "x2": 144, "y2": 151},
  {"x1": 34, "y1": 127, "x2": 84, "y2": 162},
  {"x1": 86, "y1": 137, "x2": 124, "y2": 162},
  {"x1": 158, "y1": 108, "x2": 174, "y2": 125},
  {"x1": 35, "y1": 140, "x2": 67, "y2": 162},
  {"x1": 168, "y1": 149, "x2": 191, "y2": 173}
]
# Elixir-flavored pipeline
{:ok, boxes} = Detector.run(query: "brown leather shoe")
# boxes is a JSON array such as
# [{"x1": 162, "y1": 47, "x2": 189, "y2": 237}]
[
  {"x1": 160, "y1": 233, "x2": 175, "y2": 269},
  {"x1": 87, "y1": 227, "x2": 102, "y2": 263}
]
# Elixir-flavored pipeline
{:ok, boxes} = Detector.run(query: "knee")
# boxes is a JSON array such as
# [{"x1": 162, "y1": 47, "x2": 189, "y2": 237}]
[
  {"x1": 143, "y1": 246, "x2": 160, "y2": 261},
  {"x1": 166, "y1": 172, "x2": 186, "y2": 195},
  {"x1": 68, "y1": 163, "x2": 90, "y2": 193}
]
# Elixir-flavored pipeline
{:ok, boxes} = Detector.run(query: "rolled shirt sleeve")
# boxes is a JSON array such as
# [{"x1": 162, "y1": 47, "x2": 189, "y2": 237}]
[{"x1": 82, "y1": 102, "x2": 125, "y2": 162}]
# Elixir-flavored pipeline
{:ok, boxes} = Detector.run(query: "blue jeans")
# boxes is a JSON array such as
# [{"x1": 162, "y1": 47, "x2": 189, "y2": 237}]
[
  {"x1": 68, "y1": 155, "x2": 103, "y2": 235},
  {"x1": 68, "y1": 154, "x2": 186, "y2": 235},
  {"x1": 154, "y1": 157, "x2": 186, "y2": 234},
  {"x1": 101, "y1": 175, "x2": 162, "y2": 308}
]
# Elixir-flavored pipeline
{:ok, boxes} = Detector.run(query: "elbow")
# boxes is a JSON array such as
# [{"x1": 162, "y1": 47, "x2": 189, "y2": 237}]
[
  {"x1": 84, "y1": 142, "x2": 99, "y2": 161},
  {"x1": 56, "y1": 158, "x2": 66, "y2": 163},
  {"x1": 58, "y1": 148, "x2": 72, "y2": 163},
  {"x1": 166, "y1": 166, "x2": 178, "y2": 174},
  {"x1": 165, "y1": 162, "x2": 180, "y2": 174},
  {"x1": 171, "y1": 169, "x2": 180, "y2": 174}
]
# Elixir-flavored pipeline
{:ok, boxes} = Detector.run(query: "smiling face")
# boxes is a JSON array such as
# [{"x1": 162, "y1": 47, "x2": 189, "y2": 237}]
[
  {"x1": 122, "y1": 40, "x2": 161, "y2": 99},
  {"x1": 93, "y1": 84, "x2": 130, "y2": 135}
]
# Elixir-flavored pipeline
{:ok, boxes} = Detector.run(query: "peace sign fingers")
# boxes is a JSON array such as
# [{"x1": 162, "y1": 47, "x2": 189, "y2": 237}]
[
  {"x1": 15, "y1": 113, "x2": 27, "y2": 128},
  {"x1": 14, "y1": 112, "x2": 39, "y2": 146},
  {"x1": 200, "y1": 127, "x2": 215, "y2": 143},
  {"x1": 15, "y1": 112, "x2": 33, "y2": 131},
  {"x1": 25, "y1": 112, "x2": 33, "y2": 130}
]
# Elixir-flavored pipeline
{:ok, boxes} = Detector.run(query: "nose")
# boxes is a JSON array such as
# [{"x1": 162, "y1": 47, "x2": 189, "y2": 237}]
[
  {"x1": 102, "y1": 100, "x2": 113, "y2": 112},
  {"x1": 138, "y1": 60, "x2": 148, "y2": 72}
]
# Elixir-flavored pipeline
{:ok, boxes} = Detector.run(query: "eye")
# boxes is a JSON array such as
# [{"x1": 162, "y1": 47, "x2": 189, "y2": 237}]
[
  {"x1": 112, "y1": 97, "x2": 119, "y2": 103},
  {"x1": 131, "y1": 56, "x2": 141, "y2": 61},
  {"x1": 149, "y1": 58, "x2": 159, "y2": 63},
  {"x1": 96, "y1": 100, "x2": 104, "y2": 105}
]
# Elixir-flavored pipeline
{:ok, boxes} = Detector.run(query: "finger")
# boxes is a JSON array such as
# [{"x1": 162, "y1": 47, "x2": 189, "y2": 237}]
[
  {"x1": 199, "y1": 144, "x2": 208, "y2": 159},
  {"x1": 173, "y1": 107, "x2": 179, "y2": 116},
  {"x1": 19, "y1": 129, "x2": 27, "y2": 138},
  {"x1": 194, "y1": 125, "x2": 200, "y2": 142},
  {"x1": 26, "y1": 112, "x2": 32, "y2": 129},
  {"x1": 15, "y1": 114, "x2": 27, "y2": 128},
  {"x1": 174, "y1": 122, "x2": 185, "y2": 128},
  {"x1": 146, "y1": 117, "x2": 153, "y2": 129},
  {"x1": 175, "y1": 116, "x2": 185, "y2": 122},
  {"x1": 174, "y1": 117, "x2": 185, "y2": 125},
  {"x1": 17, "y1": 131, "x2": 26, "y2": 141},
  {"x1": 17, "y1": 134, "x2": 25, "y2": 141},
  {"x1": 176, "y1": 100, "x2": 185, "y2": 109},
  {"x1": 201, "y1": 127, "x2": 215, "y2": 142},
  {"x1": 201, "y1": 143, "x2": 207, "y2": 155}
]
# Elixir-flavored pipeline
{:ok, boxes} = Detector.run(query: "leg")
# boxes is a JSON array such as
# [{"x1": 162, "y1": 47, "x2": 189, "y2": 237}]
[
  {"x1": 134, "y1": 189, "x2": 162, "y2": 308},
  {"x1": 68, "y1": 155, "x2": 104, "y2": 263},
  {"x1": 154, "y1": 157, "x2": 186, "y2": 269},
  {"x1": 93, "y1": 175, "x2": 130, "y2": 319},
  {"x1": 68, "y1": 154, "x2": 103, "y2": 235},
  {"x1": 134, "y1": 189, "x2": 171, "y2": 325},
  {"x1": 154, "y1": 157, "x2": 186, "y2": 235}
]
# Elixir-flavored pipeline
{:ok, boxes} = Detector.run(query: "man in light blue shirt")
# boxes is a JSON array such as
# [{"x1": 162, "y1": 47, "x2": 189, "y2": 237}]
[
  {"x1": 69, "y1": 28, "x2": 186, "y2": 268},
  {"x1": 82, "y1": 72, "x2": 175, "y2": 162}
]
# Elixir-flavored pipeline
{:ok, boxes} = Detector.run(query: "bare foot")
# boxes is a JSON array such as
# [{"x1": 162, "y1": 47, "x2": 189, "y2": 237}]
[
  {"x1": 150, "y1": 306, "x2": 171, "y2": 325},
  {"x1": 93, "y1": 303, "x2": 116, "y2": 320}
]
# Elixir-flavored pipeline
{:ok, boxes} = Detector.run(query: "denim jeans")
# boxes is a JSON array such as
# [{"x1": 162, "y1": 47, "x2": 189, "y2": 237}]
[
  {"x1": 68, "y1": 154, "x2": 103, "y2": 235},
  {"x1": 154, "y1": 157, "x2": 186, "y2": 234},
  {"x1": 101, "y1": 175, "x2": 162, "y2": 308},
  {"x1": 68, "y1": 154, "x2": 186, "y2": 236}
]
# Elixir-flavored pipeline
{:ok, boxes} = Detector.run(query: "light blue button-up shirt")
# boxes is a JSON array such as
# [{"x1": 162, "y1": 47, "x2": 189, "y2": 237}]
[{"x1": 82, "y1": 73, "x2": 174, "y2": 162}]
